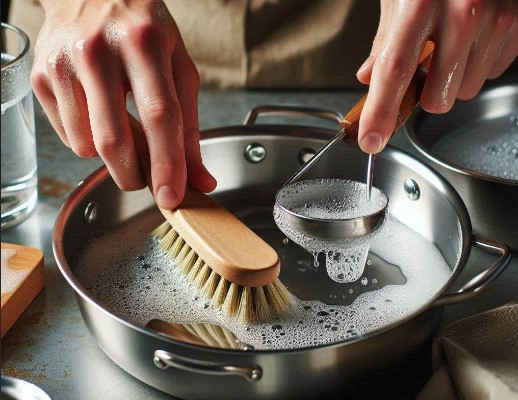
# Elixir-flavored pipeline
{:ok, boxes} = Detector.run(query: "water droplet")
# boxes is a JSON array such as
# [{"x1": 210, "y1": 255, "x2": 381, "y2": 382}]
[
  {"x1": 282, "y1": 238, "x2": 289, "y2": 244},
  {"x1": 361, "y1": 277, "x2": 368, "y2": 286}
]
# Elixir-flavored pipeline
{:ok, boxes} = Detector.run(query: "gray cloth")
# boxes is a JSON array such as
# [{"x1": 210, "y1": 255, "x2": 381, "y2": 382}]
[{"x1": 418, "y1": 303, "x2": 518, "y2": 400}]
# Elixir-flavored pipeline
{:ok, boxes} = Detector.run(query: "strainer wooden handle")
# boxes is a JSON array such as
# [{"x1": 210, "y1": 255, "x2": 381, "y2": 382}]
[{"x1": 339, "y1": 41, "x2": 435, "y2": 145}]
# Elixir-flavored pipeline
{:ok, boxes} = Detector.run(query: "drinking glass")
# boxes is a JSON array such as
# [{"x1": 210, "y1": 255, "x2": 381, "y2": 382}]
[{"x1": 1, "y1": 22, "x2": 38, "y2": 229}]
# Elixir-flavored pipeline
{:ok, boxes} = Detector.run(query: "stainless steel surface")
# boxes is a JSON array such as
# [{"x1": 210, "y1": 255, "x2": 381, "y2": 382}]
[
  {"x1": 366, "y1": 154, "x2": 375, "y2": 200},
  {"x1": 52, "y1": 112, "x2": 511, "y2": 399},
  {"x1": 244, "y1": 104, "x2": 346, "y2": 185},
  {"x1": 404, "y1": 178, "x2": 421, "y2": 200},
  {"x1": 275, "y1": 179, "x2": 388, "y2": 240},
  {"x1": 433, "y1": 235, "x2": 511, "y2": 306},
  {"x1": 1, "y1": 375, "x2": 52, "y2": 400},
  {"x1": 2, "y1": 88, "x2": 517, "y2": 400},
  {"x1": 260, "y1": 105, "x2": 385, "y2": 241},
  {"x1": 283, "y1": 128, "x2": 347, "y2": 185},
  {"x1": 153, "y1": 350, "x2": 262, "y2": 382},
  {"x1": 243, "y1": 104, "x2": 343, "y2": 127},
  {"x1": 244, "y1": 143, "x2": 267, "y2": 164},
  {"x1": 405, "y1": 83, "x2": 518, "y2": 249},
  {"x1": 83, "y1": 201, "x2": 98, "y2": 225}
]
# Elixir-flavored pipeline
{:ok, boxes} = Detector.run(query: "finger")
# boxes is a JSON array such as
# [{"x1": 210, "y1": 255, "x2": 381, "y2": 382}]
[
  {"x1": 358, "y1": 1, "x2": 436, "y2": 154},
  {"x1": 458, "y1": 6, "x2": 516, "y2": 99},
  {"x1": 420, "y1": 2, "x2": 482, "y2": 112},
  {"x1": 30, "y1": 68, "x2": 70, "y2": 147},
  {"x1": 73, "y1": 36, "x2": 145, "y2": 191},
  {"x1": 47, "y1": 52, "x2": 96, "y2": 158},
  {"x1": 488, "y1": 10, "x2": 518, "y2": 78},
  {"x1": 457, "y1": 7, "x2": 499, "y2": 99},
  {"x1": 356, "y1": 0, "x2": 394, "y2": 84},
  {"x1": 123, "y1": 26, "x2": 186, "y2": 209},
  {"x1": 172, "y1": 41, "x2": 217, "y2": 193}
]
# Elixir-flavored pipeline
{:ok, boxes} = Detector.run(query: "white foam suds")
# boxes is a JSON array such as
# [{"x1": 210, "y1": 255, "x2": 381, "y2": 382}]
[
  {"x1": 1, "y1": 248, "x2": 28, "y2": 295},
  {"x1": 74, "y1": 211, "x2": 452, "y2": 350},
  {"x1": 431, "y1": 113, "x2": 518, "y2": 181},
  {"x1": 274, "y1": 179, "x2": 388, "y2": 283}
]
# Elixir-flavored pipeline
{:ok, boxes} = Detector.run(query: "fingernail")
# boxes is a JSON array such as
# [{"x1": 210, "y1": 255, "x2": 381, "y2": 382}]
[
  {"x1": 156, "y1": 185, "x2": 179, "y2": 209},
  {"x1": 359, "y1": 132, "x2": 383, "y2": 154},
  {"x1": 357, "y1": 56, "x2": 373, "y2": 75}
]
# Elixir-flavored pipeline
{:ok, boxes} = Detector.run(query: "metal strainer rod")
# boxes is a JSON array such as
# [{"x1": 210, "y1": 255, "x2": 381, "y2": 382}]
[
  {"x1": 284, "y1": 128, "x2": 347, "y2": 185},
  {"x1": 283, "y1": 41, "x2": 434, "y2": 187}
]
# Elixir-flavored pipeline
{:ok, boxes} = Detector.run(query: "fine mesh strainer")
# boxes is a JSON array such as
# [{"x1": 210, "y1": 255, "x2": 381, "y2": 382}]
[
  {"x1": 274, "y1": 179, "x2": 388, "y2": 243},
  {"x1": 274, "y1": 42, "x2": 434, "y2": 242}
]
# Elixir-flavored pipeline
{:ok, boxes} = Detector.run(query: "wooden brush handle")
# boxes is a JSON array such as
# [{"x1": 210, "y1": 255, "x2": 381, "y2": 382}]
[
  {"x1": 340, "y1": 41, "x2": 434, "y2": 145},
  {"x1": 129, "y1": 117, "x2": 280, "y2": 287},
  {"x1": 159, "y1": 187, "x2": 280, "y2": 287}
]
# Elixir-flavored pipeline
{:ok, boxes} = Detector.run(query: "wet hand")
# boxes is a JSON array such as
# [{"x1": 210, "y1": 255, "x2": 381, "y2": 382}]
[
  {"x1": 356, "y1": 0, "x2": 518, "y2": 154},
  {"x1": 31, "y1": 0, "x2": 216, "y2": 209}
]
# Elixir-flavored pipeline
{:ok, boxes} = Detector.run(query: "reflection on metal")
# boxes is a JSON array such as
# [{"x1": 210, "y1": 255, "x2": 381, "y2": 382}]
[
  {"x1": 404, "y1": 179, "x2": 420, "y2": 200},
  {"x1": 153, "y1": 350, "x2": 262, "y2": 382},
  {"x1": 1, "y1": 375, "x2": 52, "y2": 400},
  {"x1": 245, "y1": 143, "x2": 267, "y2": 163},
  {"x1": 84, "y1": 201, "x2": 98, "y2": 224},
  {"x1": 298, "y1": 148, "x2": 316, "y2": 165}
]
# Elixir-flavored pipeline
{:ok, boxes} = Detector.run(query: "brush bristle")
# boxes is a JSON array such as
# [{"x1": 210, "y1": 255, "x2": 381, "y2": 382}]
[{"x1": 152, "y1": 221, "x2": 293, "y2": 323}]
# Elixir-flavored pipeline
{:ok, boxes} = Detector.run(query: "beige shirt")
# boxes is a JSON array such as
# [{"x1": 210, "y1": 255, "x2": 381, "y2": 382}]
[{"x1": 9, "y1": 0, "x2": 379, "y2": 89}]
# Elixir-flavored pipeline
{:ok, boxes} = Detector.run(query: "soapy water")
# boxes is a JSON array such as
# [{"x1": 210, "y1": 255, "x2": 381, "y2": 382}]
[
  {"x1": 274, "y1": 179, "x2": 388, "y2": 283},
  {"x1": 431, "y1": 113, "x2": 518, "y2": 181},
  {"x1": 74, "y1": 210, "x2": 452, "y2": 350}
]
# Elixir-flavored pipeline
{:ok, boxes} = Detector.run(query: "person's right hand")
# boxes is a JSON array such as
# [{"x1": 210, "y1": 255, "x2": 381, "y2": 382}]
[
  {"x1": 31, "y1": 0, "x2": 216, "y2": 209},
  {"x1": 355, "y1": 0, "x2": 518, "y2": 154}
]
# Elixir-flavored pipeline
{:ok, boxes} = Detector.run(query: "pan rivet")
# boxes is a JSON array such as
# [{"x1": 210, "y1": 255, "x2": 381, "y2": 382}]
[
  {"x1": 245, "y1": 143, "x2": 266, "y2": 163},
  {"x1": 250, "y1": 368, "x2": 263, "y2": 381},
  {"x1": 404, "y1": 179, "x2": 420, "y2": 200},
  {"x1": 153, "y1": 356, "x2": 167, "y2": 369},
  {"x1": 84, "y1": 201, "x2": 98, "y2": 224},
  {"x1": 298, "y1": 148, "x2": 316, "y2": 165}
]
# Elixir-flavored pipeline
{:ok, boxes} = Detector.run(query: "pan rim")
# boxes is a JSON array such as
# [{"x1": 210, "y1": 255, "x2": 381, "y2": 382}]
[{"x1": 53, "y1": 130, "x2": 473, "y2": 355}]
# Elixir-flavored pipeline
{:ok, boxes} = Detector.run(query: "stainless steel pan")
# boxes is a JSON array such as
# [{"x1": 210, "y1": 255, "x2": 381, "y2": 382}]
[
  {"x1": 405, "y1": 83, "x2": 518, "y2": 249},
  {"x1": 53, "y1": 106, "x2": 511, "y2": 399}
]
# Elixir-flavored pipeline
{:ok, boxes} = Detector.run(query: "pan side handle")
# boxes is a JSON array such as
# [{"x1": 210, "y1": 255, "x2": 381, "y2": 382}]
[
  {"x1": 433, "y1": 236, "x2": 512, "y2": 307},
  {"x1": 243, "y1": 104, "x2": 343, "y2": 126},
  {"x1": 153, "y1": 350, "x2": 262, "y2": 382}
]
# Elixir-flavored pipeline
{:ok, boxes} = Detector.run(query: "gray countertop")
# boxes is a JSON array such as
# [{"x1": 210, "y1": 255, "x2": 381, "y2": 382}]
[{"x1": 1, "y1": 89, "x2": 517, "y2": 400}]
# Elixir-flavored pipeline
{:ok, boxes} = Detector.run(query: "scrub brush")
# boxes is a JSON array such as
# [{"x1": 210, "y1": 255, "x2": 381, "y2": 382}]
[
  {"x1": 147, "y1": 319, "x2": 241, "y2": 349},
  {"x1": 151, "y1": 186, "x2": 293, "y2": 323}
]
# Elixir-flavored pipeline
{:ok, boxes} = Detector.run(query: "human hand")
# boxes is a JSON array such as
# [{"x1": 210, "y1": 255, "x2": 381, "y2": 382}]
[
  {"x1": 31, "y1": 0, "x2": 216, "y2": 209},
  {"x1": 356, "y1": 0, "x2": 518, "y2": 154}
]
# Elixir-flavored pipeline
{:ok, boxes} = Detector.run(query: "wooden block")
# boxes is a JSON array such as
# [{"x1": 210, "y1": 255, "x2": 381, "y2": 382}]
[{"x1": 1, "y1": 242, "x2": 45, "y2": 338}]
